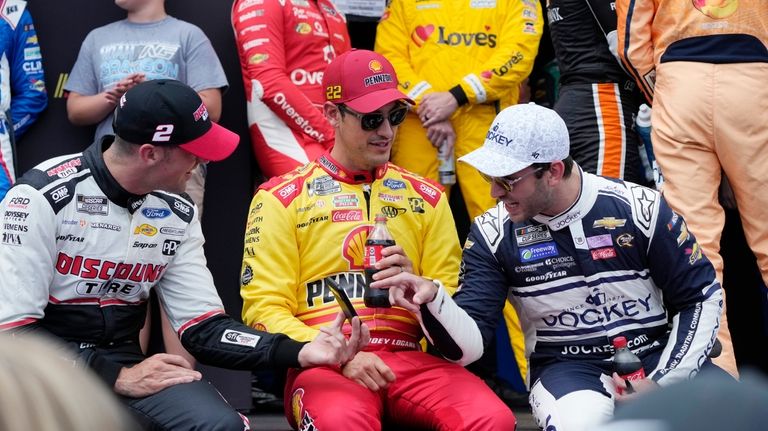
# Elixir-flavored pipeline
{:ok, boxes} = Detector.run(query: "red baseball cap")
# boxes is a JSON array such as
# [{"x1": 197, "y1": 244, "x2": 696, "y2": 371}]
[{"x1": 322, "y1": 50, "x2": 413, "y2": 113}]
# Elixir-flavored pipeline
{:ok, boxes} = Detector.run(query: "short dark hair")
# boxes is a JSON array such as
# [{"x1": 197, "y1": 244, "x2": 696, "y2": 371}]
[{"x1": 532, "y1": 156, "x2": 574, "y2": 179}]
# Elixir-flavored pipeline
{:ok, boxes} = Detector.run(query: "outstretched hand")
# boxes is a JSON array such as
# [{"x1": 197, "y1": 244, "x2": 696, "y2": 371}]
[
  {"x1": 298, "y1": 312, "x2": 370, "y2": 368},
  {"x1": 369, "y1": 273, "x2": 438, "y2": 314}
]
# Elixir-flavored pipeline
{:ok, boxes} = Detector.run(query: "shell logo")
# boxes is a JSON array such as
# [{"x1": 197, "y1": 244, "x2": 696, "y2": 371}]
[
  {"x1": 368, "y1": 60, "x2": 383, "y2": 73},
  {"x1": 342, "y1": 225, "x2": 371, "y2": 269},
  {"x1": 692, "y1": 0, "x2": 738, "y2": 19}
]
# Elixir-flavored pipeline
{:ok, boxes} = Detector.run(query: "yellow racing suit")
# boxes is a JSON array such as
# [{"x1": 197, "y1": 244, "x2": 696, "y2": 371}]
[
  {"x1": 241, "y1": 153, "x2": 461, "y2": 348},
  {"x1": 375, "y1": 0, "x2": 543, "y2": 220}
]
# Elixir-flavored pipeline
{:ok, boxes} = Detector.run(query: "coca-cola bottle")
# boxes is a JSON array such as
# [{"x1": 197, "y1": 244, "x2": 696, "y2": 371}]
[
  {"x1": 612, "y1": 336, "x2": 645, "y2": 394},
  {"x1": 364, "y1": 214, "x2": 394, "y2": 307}
]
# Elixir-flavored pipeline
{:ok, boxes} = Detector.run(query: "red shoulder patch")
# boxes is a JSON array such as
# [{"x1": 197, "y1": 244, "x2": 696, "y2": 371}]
[{"x1": 403, "y1": 175, "x2": 443, "y2": 208}]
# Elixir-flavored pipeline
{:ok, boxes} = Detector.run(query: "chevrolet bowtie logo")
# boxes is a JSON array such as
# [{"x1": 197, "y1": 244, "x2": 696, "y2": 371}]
[{"x1": 593, "y1": 217, "x2": 626, "y2": 230}]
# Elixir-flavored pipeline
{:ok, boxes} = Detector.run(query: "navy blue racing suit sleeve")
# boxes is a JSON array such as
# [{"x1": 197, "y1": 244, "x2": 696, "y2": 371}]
[
  {"x1": 644, "y1": 196, "x2": 722, "y2": 385},
  {"x1": 452, "y1": 224, "x2": 512, "y2": 350},
  {"x1": 181, "y1": 314, "x2": 306, "y2": 369},
  {"x1": 9, "y1": 6, "x2": 47, "y2": 137}
]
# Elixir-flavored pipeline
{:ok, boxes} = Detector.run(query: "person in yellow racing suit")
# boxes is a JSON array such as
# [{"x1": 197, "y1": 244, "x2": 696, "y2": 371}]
[
  {"x1": 241, "y1": 50, "x2": 515, "y2": 430},
  {"x1": 375, "y1": 0, "x2": 543, "y2": 220},
  {"x1": 375, "y1": 0, "x2": 544, "y2": 384}
]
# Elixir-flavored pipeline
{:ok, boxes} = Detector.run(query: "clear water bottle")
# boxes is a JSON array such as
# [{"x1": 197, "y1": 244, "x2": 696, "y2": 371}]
[
  {"x1": 438, "y1": 141, "x2": 456, "y2": 185},
  {"x1": 636, "y1": 104, "x2": 662, "y2": 188},
  {"x1": 612, "y1": 336, "x2": 646, "y2": 394}
]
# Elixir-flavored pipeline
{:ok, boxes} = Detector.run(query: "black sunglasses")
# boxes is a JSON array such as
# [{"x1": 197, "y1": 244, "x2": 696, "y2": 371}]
[{"x1": 338, "y1": 104, "x2": 409, "y2": 131}]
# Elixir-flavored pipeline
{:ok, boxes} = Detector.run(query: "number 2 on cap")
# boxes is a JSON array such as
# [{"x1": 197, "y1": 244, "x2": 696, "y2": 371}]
[{"x1": 153, "y1": 124, "x2": 175, "y2": 142}]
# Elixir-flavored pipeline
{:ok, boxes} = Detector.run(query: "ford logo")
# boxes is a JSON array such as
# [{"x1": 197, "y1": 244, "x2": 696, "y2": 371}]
[{"x1": 142, "y1": 208, "x2": 171, "y2": 219}]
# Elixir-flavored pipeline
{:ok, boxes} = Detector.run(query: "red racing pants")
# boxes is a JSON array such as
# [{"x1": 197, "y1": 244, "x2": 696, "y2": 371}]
[{"x1": 285, "y1": 349, "x2": 515, "y2": 431}]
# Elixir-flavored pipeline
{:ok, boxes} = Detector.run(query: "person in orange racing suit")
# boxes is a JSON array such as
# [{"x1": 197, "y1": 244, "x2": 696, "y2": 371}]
[
  {"x1": 232, "y1": 0, "x2": 351, "y2": 180},
  {"x1": 616, "y1": 0, "x2": 768, "y2": 378},
  {"x1": 241, "y1": 50, "x2": 515, "y2": 431},
  {"x1": 374, "y1": 0, "x2": 543, "y2": 220}
]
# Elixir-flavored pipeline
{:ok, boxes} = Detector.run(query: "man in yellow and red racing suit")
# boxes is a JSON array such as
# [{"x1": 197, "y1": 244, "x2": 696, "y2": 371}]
[
  {"x1": 375, "y1": 0, "x2": 543, "y2": 220},
  {"x1": 617, "y1": 0, "x2": 768, "y2": 378},
  {"x1": 241, "y1": 49, "x2": 515, "y2": 431}
]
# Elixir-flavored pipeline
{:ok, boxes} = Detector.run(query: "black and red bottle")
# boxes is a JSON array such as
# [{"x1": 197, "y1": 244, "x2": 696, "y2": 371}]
[
  {"x1": 364, "y1": 214, "x2": 394, "y2": 307},
  {"x1": 612, "y1": 336, "x2": 646, "y2": 394}
]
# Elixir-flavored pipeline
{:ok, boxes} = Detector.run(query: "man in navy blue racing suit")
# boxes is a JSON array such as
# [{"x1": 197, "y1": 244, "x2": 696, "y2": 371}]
[{"x1": 371, "y1": 103, "x2": 725, "y2": 431}]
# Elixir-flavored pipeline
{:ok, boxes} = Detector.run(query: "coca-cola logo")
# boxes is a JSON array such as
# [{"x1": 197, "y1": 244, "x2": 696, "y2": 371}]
[{"x1": 332, "y1": 210, "x2": 363, "y2": 222}]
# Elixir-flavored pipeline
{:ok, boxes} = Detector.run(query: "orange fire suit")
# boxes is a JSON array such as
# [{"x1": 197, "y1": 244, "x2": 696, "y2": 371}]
[
  {"x1": 617, "y1": 0, "x2": 768, "y2": 378},
  {"x1": 241, "y1": 153, "x2": 514, "y2": 430}
]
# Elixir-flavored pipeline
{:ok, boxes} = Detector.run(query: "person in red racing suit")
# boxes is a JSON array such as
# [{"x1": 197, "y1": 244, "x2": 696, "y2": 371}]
[
  {"x1": 241, "y1": 50, "x2": 515, "y2": 431},
  {"x1": 0, "y1": 80, "x2": 368, "y2": 430},
  {"x1": 232, "y1": 0, "x2": 351, "y2": 179}
]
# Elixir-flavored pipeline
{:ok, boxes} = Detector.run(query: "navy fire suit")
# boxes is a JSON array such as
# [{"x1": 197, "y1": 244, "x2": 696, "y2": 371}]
[{"x1": 419, "y1": 167, "x2": 722, "y2": 430}]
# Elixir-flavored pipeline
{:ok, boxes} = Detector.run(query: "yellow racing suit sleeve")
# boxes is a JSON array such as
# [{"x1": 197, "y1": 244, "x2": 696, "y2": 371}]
[
  {"x1": 375, "y1": 0, "x2": 434, "y2": 104},
  {"x1": 418, "y1": 187, "x2": 462, "y2": 294},
  {"x1": 454, "y1": 1, "x2": 543, "y2": 105},
  {"x1": 241, "y1": 188, "x2": 319, "y2": 342},
  {"x1": 616, "y1": 0, "x2": 656, "y2": 102}
]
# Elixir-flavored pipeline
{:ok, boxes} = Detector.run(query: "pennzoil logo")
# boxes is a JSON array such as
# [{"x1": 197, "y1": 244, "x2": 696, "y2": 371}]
[
  {"x1": 134, "y1": 223, "x2": 158, "y2": 236},
  {"x1": 342, "y1": 225, "x2": 370, "y2": 269},
  {"x1": 295, "y1": 22, "x2": 312, "y2": 34},
  {"x1": 248, "y1": 53, "x2": 269, "y2": 64}
]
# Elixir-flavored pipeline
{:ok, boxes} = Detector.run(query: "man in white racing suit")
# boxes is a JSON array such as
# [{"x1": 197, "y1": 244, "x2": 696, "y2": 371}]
[{"x1": 0, "y1": 79, "x2": 368, "y2": 430}]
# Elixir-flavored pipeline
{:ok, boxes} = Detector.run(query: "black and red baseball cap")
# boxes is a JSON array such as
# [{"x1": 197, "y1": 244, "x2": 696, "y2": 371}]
[
  {"x1": 322, "y1": 50, "x2": 413, "y2": 113},
  {"x1": 112, "y1": 79, "x2": 239, "y2": 161}
]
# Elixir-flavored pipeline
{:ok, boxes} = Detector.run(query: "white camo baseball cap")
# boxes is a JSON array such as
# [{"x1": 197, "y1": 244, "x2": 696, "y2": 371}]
[{"x1": 458, "y1": 103, "x2": 570, "y2": 177}]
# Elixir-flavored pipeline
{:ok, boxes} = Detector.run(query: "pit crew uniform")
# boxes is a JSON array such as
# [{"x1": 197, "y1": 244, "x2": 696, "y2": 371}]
[
  {"x1": 547, "y1": 0, "x2": 645, "y2": 183},
  {"x1": 241, "y1": 153, "x2": 515, "y2": 430},
  {"x1": 231, "y1": 0, "x2": 351, "y2": 179},
  {"x1": 0, "y1": 0, "x2": 47, "y2": 200},
  {"x1": 0, "y1": 140, "x2": 312, "y2": 430},
  {"x1": 617, "y1": 0, "x2": 768, "y2": 378},
  {"x1": 375, "y1": 0, "x2": 543, "y2": 220},
  {"x1": 415, "y1": 168, "x2": 724, "y2": 431}
]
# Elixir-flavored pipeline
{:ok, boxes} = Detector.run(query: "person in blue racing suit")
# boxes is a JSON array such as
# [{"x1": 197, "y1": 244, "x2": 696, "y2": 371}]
[
  {"x1": 0, "y1": 0, "x2": 47, "y2": 200},
  {"x1": 371, "y1": 103, "x2": 725, "y2": 431}
]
